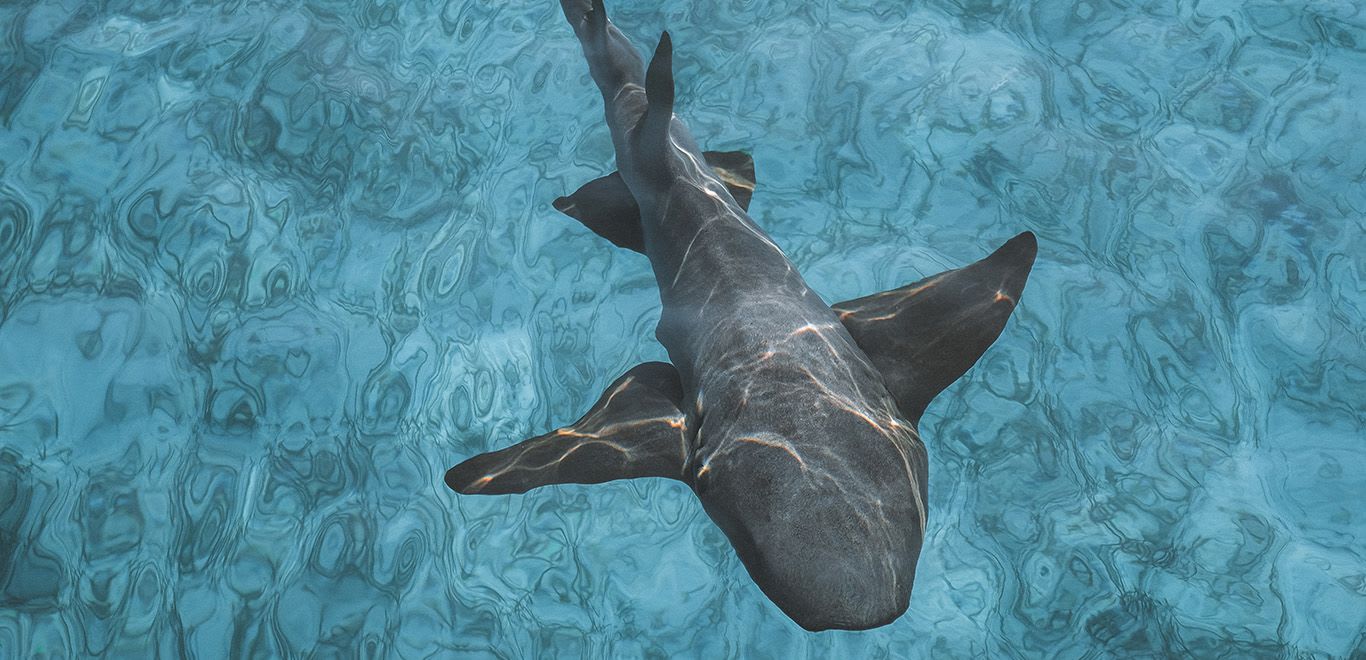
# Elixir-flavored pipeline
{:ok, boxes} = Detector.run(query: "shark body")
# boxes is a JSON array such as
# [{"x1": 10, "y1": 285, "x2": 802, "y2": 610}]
[{"x1": 446, "y1": 0, "x2": 1037, "y2": 631}]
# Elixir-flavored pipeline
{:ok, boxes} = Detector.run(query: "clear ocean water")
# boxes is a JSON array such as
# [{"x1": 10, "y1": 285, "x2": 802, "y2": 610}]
[{"x1": 0, "y1": 0, "x2": 1363, "y2": 657}]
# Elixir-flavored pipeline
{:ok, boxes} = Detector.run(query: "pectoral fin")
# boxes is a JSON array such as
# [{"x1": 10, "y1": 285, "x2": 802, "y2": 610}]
[
  {"x1": 552, "y1": 150, "x2": 756, "y2": 253},
  {"x1": 834, "y1": 231, "x2": 1037, "y2": 425},
  {"x1": 445, "y1": 362, "x2": 689, "y2": 495}
]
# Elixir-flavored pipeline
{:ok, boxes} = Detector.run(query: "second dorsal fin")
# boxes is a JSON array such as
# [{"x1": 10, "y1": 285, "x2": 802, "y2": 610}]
[{"x1": 552, "y1": 150, "x2": 756, "y2": 253}]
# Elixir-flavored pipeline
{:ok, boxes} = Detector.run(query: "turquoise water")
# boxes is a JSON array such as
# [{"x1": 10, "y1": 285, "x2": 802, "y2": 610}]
[{"x1": 0, "y1": 0, "x2": 1363, "y2": 656}]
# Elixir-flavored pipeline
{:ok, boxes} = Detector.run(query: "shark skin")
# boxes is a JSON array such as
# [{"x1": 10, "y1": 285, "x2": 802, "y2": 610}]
[{"x1": 445, "y1": 0, "x2": 1037, "y2": 632}]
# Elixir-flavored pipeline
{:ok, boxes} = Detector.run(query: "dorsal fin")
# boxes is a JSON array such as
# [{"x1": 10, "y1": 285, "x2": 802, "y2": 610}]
[
  {"x1": 833, "y1": 232, "x2": 1037, "y2": 425},
  {"x1": 552, "y1": 151, "x2": 756, "y2": 253},
  {"x1": 638, "y1": 32, "x2": 674, "y2": 156},
  {"x1": 587, "y1": 0, "x2": 607, "y2": 38},
  {"x1": 445, "y1": 362, "x2": 689, "y2": 494}
]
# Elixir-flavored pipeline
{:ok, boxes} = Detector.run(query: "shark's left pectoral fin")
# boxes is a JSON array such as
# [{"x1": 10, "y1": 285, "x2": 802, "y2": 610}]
[
  {"x1": 552, "y1": 151, "x2": 756, "y2": 253},
  {"x1": 834, "y1": 231, "x2": 1038, "y2": 425},
  {"x1": 445, "y1": 362, "x2": 689, "y2": 495}
]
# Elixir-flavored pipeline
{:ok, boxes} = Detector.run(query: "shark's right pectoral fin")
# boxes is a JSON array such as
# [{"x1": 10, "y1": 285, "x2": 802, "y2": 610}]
[
  {"x1": 552, "y1": 150, "x2": 756, "y2": 253},
  {"x1": 834, "y1": 231, "x2": 1038, "y2": 425},
  {"x1": 445, "y1": 362, "x2": 689, "y2": 495}
]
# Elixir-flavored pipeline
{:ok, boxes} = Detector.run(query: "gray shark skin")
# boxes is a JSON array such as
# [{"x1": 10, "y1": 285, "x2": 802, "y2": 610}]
[{"x1": 446, "y1": 0, "x2": 1037, "y2": 632}]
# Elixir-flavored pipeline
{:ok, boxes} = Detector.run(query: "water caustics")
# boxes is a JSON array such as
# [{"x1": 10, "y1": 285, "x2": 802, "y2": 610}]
[
  {"x1": 0, "y1": 0, "x2": 1363, "y2": 657},
  {"x1": 445, "y1": 0, "x2": 1035, "y2": 632}
]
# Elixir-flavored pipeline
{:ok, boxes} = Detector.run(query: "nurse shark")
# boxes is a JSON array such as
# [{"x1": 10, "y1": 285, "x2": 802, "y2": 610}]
[{"x1": 446, "y1": 0, "x2": 1037, "y2": 631}]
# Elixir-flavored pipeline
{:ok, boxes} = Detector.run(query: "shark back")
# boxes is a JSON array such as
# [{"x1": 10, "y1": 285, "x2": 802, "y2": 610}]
[{"x1": 445, "y1": 0, "x2": 1038, "y2": 632}]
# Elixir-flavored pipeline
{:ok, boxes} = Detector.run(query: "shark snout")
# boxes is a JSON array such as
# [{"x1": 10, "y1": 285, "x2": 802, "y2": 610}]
[{"x1": 760, "y1": 549, "x2": 912, "y2": 632}]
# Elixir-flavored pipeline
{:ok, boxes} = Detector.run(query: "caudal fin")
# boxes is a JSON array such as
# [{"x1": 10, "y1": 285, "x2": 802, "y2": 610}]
[
  {"x1": 833, "y1": 232, "x2": 1037, "y2": 425},
  {"x1": 445, "y1": 362, "x2": 690, "y2": 494}
]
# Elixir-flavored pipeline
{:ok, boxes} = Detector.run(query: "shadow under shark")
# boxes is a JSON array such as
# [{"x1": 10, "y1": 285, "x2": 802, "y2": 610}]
[{"x1": 446, "y1": 0, "x2": 1037, "y2": 631}]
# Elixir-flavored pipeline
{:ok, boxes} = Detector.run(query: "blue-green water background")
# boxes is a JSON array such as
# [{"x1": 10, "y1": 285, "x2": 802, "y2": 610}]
[{"x1": 1, "y1": 0, "x2": 1363, "y2": 656}]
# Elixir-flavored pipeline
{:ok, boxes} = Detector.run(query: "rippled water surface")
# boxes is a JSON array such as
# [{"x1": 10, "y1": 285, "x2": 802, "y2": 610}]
[{"x1": 1, "y1": 0, "x2": 1363, "y2": 657}]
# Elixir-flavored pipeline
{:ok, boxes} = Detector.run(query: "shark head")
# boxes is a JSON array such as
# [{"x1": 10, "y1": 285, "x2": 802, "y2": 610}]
[{"x1": 688, "y1": 374, "x2": 930, "y2": 631}]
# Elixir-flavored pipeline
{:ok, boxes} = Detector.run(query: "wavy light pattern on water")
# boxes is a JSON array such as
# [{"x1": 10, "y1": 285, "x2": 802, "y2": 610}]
[{"x1": 0, "y1": 0, "x2": 1363, "y2": 657}]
